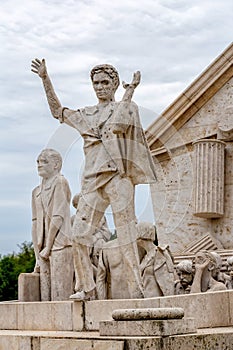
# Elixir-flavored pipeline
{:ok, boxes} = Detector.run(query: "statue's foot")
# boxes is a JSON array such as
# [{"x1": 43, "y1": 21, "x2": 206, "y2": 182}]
[{"x1": 69, "y1": 289, "x2": 96, "y2": 301}]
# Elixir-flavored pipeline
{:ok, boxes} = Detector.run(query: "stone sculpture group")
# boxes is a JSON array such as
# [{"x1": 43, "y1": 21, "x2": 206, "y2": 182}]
[{"x1": 30, "y1": 58, "x2": 233, "y2": 301}]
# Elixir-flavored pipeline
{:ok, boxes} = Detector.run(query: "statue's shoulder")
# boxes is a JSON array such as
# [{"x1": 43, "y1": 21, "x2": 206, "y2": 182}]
[{"x1": 32, "y1": 185, "x2": 40, "y2": 196}]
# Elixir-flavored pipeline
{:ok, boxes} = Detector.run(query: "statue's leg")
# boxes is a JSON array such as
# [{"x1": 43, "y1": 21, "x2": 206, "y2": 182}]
[
  {"x1": 71, "y1": 191, "x2": 108, "y2": 297},
  {"x1": 39, "y1": 256, "x2": 51, "y2": 301},
  {"x1": 106, "y1": 175, "x2": 144, "y2": 298}
]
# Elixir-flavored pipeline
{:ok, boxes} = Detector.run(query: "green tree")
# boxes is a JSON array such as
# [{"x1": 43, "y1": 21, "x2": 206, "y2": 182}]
[{"x1": 0, "y1": 241, "x2": 35, "y2": 301}]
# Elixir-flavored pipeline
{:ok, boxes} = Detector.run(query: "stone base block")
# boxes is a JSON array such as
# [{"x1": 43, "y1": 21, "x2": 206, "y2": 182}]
[
  {"x1": 99, "y1": 318, "x2": 196, "y2": 337},
  {"x1": 18, "y1": 273, "x2": 40, "y2": 302}
]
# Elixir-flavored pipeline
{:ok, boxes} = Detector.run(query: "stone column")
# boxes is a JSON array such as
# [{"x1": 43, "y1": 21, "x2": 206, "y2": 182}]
[{"x1": 193, "y1": 139, "x2": 226, "y2": 218}]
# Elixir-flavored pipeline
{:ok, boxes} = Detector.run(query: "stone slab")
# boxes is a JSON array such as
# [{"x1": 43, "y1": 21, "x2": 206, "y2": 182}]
[
  {"x1": 0, "y1": 302, "x2": 18, "y2": 329},
  {"x1": 18, "y1": 301, "x2": 72, "y2": 331},
  {"x1": 0, "y1": 335, "x2": 39, "y2": 350},
  {"x1": 40, "y1": 339, "x2": 124, "y2": 350},
  {"x1": 84, "y1": 297, "x2": 160, "y2": 330},
  {"x1": 159, "y1": 290, "x2": 231, "y2": 328},
  {"x1": 85, "y1": 291, "x2": 233, "y2": 331},
  {"x1": 99, "y1": 318, "x2": 196, "y2": 337},
  {"x1": 1, "y1": 327, "x2": 233, "y2": 350}
]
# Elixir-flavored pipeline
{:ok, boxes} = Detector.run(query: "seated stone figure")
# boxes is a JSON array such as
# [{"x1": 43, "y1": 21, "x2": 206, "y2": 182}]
[
  {"x1": 174, "y1": 260, "x2": 194, "y2": 295},
  {"x1": 136, "y1": 222, "x2": 174, "y2": 297},
  {"x1": 190, "y1": 250, "x2": 227, "y2": 294},
  {"x1": 31, "y1": 149, "x2": 74, "y2": 301},
  {"x1": 210, "y1": 251, "x2": 230, "y2": 287},
  {"x1": 225, "y1": 256, "x2": 233, "y2": 289}
]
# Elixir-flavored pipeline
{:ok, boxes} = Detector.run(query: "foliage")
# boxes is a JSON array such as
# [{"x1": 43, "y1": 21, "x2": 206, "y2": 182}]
[{"x1": 0, "y1": 241, "x2": 35, "y2": 301}]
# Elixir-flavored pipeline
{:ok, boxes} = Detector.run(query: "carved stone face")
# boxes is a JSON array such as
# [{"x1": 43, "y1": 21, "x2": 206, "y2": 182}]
[
  {"x1": 37, "y1": 153, "x2": 57, "y2": 179},
  {"x1": 92, "y1": 72, "x2": 115, "y2": 102},
  {"x1": 227, "y1": 261, "x2": 233, "y2": 277},
  {"x1": 176, "y1": 270, "x2": 193, "y2": 287},
  {"x1": 195, "y1": 252, "x2": 209, "y2": 265}
]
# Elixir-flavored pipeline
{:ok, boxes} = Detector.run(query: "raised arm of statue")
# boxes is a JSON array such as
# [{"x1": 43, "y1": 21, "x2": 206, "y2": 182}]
[
  {"x1": 122, "y1": 71, "x2": 141, "y2": 102},
  {"x1": 31, "y1": 58, "x2": 62, "y2": 120},
  {"x1": 110, "y1": 71, "x2": 141, "y2": 134}
]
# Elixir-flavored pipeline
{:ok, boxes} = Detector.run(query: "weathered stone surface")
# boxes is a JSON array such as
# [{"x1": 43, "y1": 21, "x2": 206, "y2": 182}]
[
  {"x1": 17, "y1": 301, "x2": 75, "y2": 331},
  {"x1": 160, "y1": 291, "x2": 230, "y2": 328},
  {"x1": 0, "y1": 335, "x2": 32, "y2": 350},
  {"x1": 112, "y1": 307, "x2": 184, "y2": 320},
  {"x1": 0, "y1": 303, "x2": 18, "y2": 329},
  {"x1": 99, "y1": 318, "x2": 196, "y2": 337},
  {"x1": 40, "y1": 339, "x2": 124, "y2": 350},
  {"x1": 150, "y1": 73, "x2": 233, "y2": 253},
  {"x1": 72, "y1": 301, "x2": 85, "y2": 331},
  {"x1": 18, "y1": 273, "x2": 40, "y2": 302},
  {"x1": 85, "y1": 298, "x2": 160, "y2": 330}
]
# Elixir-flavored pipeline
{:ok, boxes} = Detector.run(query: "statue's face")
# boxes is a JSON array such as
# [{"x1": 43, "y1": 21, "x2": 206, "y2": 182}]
[
  {"x1": 177, "y1": 270, "x2": 193, "y2": 287},
  {"x1": 37, "y1": 154, "x2": 57, "y2": 179},
  {"x1": 195, "y1": 252, "x2": 208, "y2": 265},
  {"x1": 92, "y1": 72, "x2": 115, "y2": 102},
  {"x1": 227, "y1": 263, "x2": 233, "y2": 277}
]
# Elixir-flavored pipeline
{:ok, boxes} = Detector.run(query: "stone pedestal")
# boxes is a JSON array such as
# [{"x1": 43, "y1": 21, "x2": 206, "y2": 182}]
[
  {"x1": 193, "y1": 139, "x2": 226, "y2": 218},
  {"x1": 18, "y1": 273, "x2": 40, "y2": 302}
]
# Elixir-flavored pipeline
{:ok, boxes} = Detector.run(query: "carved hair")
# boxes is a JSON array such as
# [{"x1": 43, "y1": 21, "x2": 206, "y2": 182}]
[
  {"x1": 198, "y1": 250, "x2": 219, "y2": 268},
  {"x1": 90, "y1": 64, "x2": 120, "y2": 91},
  {"x1": 227, "y1": 256, "x2": 233, "y2": 266},
  {"x1": 209, "y1": 251, "x2": 222, "y2": 269},
  {"x1": 38, "y1": 148, "x2": 62, "y2": 172},
  {"x1": 176, "y1": 260, "x2": 193, "y2": 274}
]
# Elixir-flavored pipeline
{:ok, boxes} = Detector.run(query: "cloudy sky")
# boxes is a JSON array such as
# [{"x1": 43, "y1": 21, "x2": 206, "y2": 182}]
[{"x1": 0, "y1": 0, "x2": 232, "y2": 255}]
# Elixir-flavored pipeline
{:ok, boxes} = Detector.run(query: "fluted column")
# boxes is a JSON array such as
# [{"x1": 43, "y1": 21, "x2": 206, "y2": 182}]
[{"x1": 193, "y1": 139, "x2": 226, "y2": 218}]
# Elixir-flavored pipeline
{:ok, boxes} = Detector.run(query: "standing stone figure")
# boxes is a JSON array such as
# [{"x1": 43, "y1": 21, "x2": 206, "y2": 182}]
[
  {"x1": 31, "y1": 148, "x2": 74, "y2": 301},
  {"x1": 174, "y1": 260, "x2": 194, "y2": 295},
  {"x1": 31, "y1": 59, "x2": 157, "y2": 300}
]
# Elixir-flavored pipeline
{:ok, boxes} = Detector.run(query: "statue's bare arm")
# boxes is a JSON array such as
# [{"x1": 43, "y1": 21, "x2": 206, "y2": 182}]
[
  {"x1": 122, "y1": 71, "x2": 141, "y2": 102},
  {"x1": 31, "y1": 58, "x2": 62, "y2": 119}
]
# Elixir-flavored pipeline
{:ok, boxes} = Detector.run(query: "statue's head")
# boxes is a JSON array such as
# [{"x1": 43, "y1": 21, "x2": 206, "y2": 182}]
[
  {"x1": 90, "y1": 64, "x2": 120, "y2": 102},
  {"x1": 195, "y1": 250, "x2": 220, "y2": 276},
  {"x1": 208, "y1": 251, "x2": 222, "y2": 279},
  {"x1": 176, "y1": 260, "x2": 194, "y2": 287},
  {"x1": 37, "y1": 148, "x2": 62, "y2": 179},
  {"x1": 227, "y1": 256, "x2": 233, "y2": 277}
]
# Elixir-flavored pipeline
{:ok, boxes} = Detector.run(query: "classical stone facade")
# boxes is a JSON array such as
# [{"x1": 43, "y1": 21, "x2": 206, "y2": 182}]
[{"x1": 146, "y1": 42, "x2": 233, "y2": 254}]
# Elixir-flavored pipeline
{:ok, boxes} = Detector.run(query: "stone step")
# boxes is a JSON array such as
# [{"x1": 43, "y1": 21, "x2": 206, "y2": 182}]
[
  {"x1": 1, "y1": 327, "x2": 233, "y2": 350},
  {"x1": 1, "y1": 290, "x2": 233, "y2": 333},
  {"x1": 0, "y1": 330, "x2": 124, "y2": 350}
]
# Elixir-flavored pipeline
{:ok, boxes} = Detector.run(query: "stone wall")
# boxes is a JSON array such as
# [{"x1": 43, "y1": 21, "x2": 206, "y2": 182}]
[{"x1": 150, "y1": 77, "x2": 233, "y2": 253}]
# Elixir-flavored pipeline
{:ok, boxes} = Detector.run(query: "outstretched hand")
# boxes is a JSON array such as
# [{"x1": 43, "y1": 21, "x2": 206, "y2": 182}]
[{"x1": 31, "y1": 58, "x2": 47, "y2": 79}]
